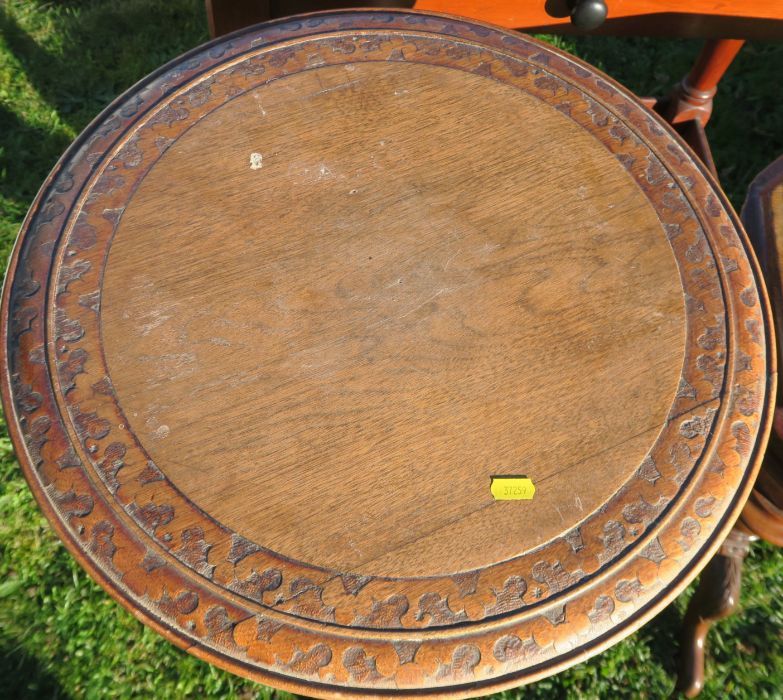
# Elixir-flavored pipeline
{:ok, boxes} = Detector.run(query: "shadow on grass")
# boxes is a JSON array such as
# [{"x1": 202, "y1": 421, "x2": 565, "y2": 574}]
[
  {"x1": 0, "y1": 103, "x2": 72, "y2": 219},
  {"x1": 639, "y1": 597, "x2": 682, "y2": 678},
  {"x1": 0, "y1": 0, "x2": 208, "y2": 130},
  {"x1": 0, "y1": 642, "x2": 74, "y2": 700},
  {"x1": 0, "y1": 0, "x2": 208, "y2": 155},
  {"x1": 0, "y1": 0, "x2": 208, "y2": 227}
]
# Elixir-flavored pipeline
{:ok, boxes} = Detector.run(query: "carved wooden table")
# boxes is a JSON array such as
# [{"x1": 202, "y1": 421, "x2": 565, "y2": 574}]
[{"x1": 0, "y1": 10, "x2": 775, "y2": 698}]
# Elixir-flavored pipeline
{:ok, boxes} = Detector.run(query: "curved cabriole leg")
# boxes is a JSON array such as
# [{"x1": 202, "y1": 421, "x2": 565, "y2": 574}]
[{"x1": 676, "y1": 529, "x2": 753, "y2": 697}]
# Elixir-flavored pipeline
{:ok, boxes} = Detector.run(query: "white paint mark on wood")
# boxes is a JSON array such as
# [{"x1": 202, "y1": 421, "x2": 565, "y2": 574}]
[
  {"x1": 139, "y1": 310, "x2": 171, "y2": 336},
  {"x1": 252, "y1": 94, "x2": 267, "y2": 116},
  {"x1": 250, "y1": 152, "x2": 263, "y2": 170}
]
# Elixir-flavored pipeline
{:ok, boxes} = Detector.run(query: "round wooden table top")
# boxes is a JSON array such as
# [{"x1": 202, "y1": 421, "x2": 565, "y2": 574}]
[{"x1": 1, "y1": 10, "x2": 776, "y2": 698}]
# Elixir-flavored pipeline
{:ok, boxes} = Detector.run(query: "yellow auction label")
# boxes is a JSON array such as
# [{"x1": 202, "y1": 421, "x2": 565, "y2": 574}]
[{"x1": 490, "y1": 476, "x2": 535, "y2": 500}]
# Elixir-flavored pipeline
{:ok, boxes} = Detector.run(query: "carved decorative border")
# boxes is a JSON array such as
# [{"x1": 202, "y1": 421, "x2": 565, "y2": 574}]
[
  {"x1": 1, "y1": 10, "x2": 774, "y2": 698},
  {"x1": 48, "y1": 29, "x2": 726, "y2": 628}
]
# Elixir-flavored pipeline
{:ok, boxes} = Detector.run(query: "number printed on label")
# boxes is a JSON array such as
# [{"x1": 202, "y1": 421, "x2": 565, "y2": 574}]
[{"x1": 490, "y1": 476, "x2": 535, "y2": 500}]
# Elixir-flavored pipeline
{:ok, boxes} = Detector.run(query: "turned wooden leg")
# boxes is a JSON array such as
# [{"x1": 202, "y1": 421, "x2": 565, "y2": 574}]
[
  {"x1": 664, "y1": 39, "x2": 744, "y2": 127},
  {"x1": 676, "y1": 528, "x2": 754, "y2": 697},
  {"x1": 650, "y1": 40, "x2": 744, "y2": 177}
]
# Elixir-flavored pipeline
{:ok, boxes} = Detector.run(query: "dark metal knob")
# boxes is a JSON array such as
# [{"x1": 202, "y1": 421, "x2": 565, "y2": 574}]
[{"x1": 568, "y1": 0, "x2": 608, "y2": 31}]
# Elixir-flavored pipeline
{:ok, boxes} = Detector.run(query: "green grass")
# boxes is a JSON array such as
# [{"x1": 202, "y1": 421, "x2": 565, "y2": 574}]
[{"x1": 1, "y1": 1, "x2": 782, "y2": 698}]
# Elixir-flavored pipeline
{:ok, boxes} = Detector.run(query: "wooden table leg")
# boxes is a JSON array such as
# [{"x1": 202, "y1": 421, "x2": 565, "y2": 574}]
[
  {"x1": 663, "y1": 38, "x2": 745, "y2": 127},
  {"x1": 676, "y1": 528, "x2": 754, "y2": 698}
]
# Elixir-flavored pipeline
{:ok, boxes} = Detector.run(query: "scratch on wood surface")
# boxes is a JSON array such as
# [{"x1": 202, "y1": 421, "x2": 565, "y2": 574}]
[
  {"x1": 310, "y1": 78, "x2": 362, "y2": 98},
  {"x1": 399, "y1": 289, "x2": 448, "y2": 318},
  {"x1": 443, "y1": 250, "x2": 461, "y2": 271},
  {"x1": 367, "y1": 288, "x2": 449, "y2": 330}
]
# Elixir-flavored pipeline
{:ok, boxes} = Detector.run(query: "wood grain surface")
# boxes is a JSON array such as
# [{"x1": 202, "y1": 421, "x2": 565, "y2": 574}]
[
  {"x1": 0, "y1": 10, "x2": 775, "y2": 698},
  {"x1": 101, "y1": 60, "x2": 684, "y2": 577}
]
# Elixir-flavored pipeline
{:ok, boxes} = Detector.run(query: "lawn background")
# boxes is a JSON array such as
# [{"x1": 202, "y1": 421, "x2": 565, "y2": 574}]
[{"x1": 1, "y1": 1, "x2": 782, "y2": 698}]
